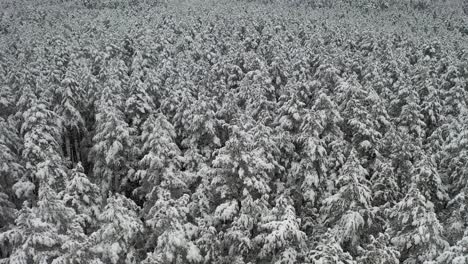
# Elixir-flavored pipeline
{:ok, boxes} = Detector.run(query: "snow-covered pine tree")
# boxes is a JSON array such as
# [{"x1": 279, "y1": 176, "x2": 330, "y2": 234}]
[
  {"x1": 305, "y1": 233, "x2": 356, "y2": 264},
  {"x1": 440, "y1": 66, "x2": 467, "y2": 118},
  {"x1": 134, "y1": 112, "x2": 186, "y2": 200},
  {"x1": 285, "y1": 93, "x2": 333, "y2": 233},
  {"x1": 413, "y1": 155, "x2": 448, "y2": 212},
  {"x1": 442, "y1": 192, "x2": 468, "y2": 246},
  {"x1": 14, "y1": 83, "x2": 39, "y2": 125},
  {"x1": 0, "y1": 95, "x2": 87, "y2": 262},
  {"x1": 320, "y1": 148, "x2": 372, "y2": 256},
  {"x1": 388, "y1": 184, "x2": 448, "y2": 263},
  {"x1": 172, "y1": 93, "x2": 221, "y2": 158},
  {"x1": 254, "y1": 195, "x2": 306, "y2": 263},
  {"x1": 89, "y1": 193, "x2": 143, "y2": 264},
  {"x1": 143, "y1": 189, "x2": 202, "y2": 264},
  {"x1": 275, "y1": 83, "x2": 307, "y2": 133},
  {"x1": 370, "y1": 155, "x2": 400, "y2": 207},
  {"x1": 356, "y1": 233, "x2": 399, "y2": 264},
  {"x1": 441, "y1": 109, "x2": 468, "y2": 195},
  {"x1": 235, "y1": 53, "x2": 276, "y2": 122},
  {"x1": 336, "y1": 77, "x2": 389, "y2": 160},
  {"x1": 14, "y1": 102, "x2": 64, "y2": 200},
  {"x1": 294, "y1": 92, "x2": 343, "y2": 202},
  {"x1": 134, "y1": 112, "x2": 200, "y2": 262},
  {"x1": 1, "y1": 202, "x2": 61, "y2": 264},
  {"x1": 2, "y1": 178, "x2": 85, "y2": 263},
  {"x1": 0, "y1": 119, "x2": 22, "y2": 259},
  {"x1": 0, "y1": 85, "x2": 15, "y2": 118},
  {"x1": 124, "y1": 51, "x2": 155, "y2": 129},
  {"x1": 419, "y1": 80, "x2": 443, "y2": 137},
  {"x1": 437, "y1": 227, "x2": 468, "y2": 264},
  {"x1": 0, "y1": 117, "x2": 23, "y2": 229},
  {"x1": 395, "y1": 81, "x2": 426, "y2": 141},
  {"x1": 89, "y1": 87, "x2": 133, "y2": 195},
  {"x1": 379, "y1": 125, "x2": 420, "y2": 193},
  {"x1": 206, "y1": 117, "x2": 281, "y2": 263},
  {"x1": 61, "y1": 163, "x2": 101, "y2": 234},
  {"x1": 439, "y1": 110, "x2": 468, "y2": 245},
  {"x1": 309, "y1": 93, "x2": 348, "y2": 196},
  {"x1": 55, "y1": 69, "x2": 86, "y2": 165}
]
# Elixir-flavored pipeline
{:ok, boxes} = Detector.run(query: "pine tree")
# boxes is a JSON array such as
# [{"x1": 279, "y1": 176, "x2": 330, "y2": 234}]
[
  {"x1": 370, "y1": 155, "x2": 399, "y2": 207},
  {"x1": 55, "y1": 69, "x2": 86, "y2": 164},
  {"x1": 420, "y1": 81, "x2": 443, "y2": 136},
  {"x1": 437, "y1": 228, "x2": 468, "y2": 264},
  {"x1": 134, "y1": 113, "x2": 186, "y2": 200},
  {"x1": 310, "y1": 93, "x2": 348, "y2": 194},
  {"x1": 337, "y1": 77, "x2": 389, "y2": 159},
  {"x1": 254, "y1": 195, "x2": 306, "y2": 264},
  {"x1": 14, "y1": 84, "x2": 39, "y2": 124},
  {"x1": 143, "y1": 189, "x2": 201, "y2": 264},
  {"x1": 172, "y1": 93, "x2": 221, "y2": 157},
  {"x1": 61, "y1": 163, "x2": 101, "y2": 233},
  {"x1": 0, "y1": 117, "x2": 23, "y2": 229},
  {"x1": 89, "y1": 87, "x2": 133, "y2": 195},
  {"x1": 14, "y1": 102, "x2": 64, "y2": 200},
  {"x1": 135, "y1": 112, "x2": 200, "y2": 263},
  {"x1": 380, "y1": 125, "x2": 421, "y2": 193},
  {"x1": 443, "y1": 192, "x2": 467, "y2": 246},
  {"x1": 306, "y1": 234, "x2": 356, "y2": 264},
  {"x1": 286, "y1": 93, "x2": 337, "y2": 232},
  {"x1": 0, "y1": 85, "x2": 15, "y2": 118},
  {"x1": 320, "y1": 149, "x2": 371, "y2": 255},
  {"x1": 124, "y1": 51, "x2": 155, "y2": 129},
  {"x1": 294, "y1": 92, "x2": 345, "y2": 217},
  {"x1": 440, "y1": 66, "x2": 467, "y2": 118},
  {"x1": 388, "y1": 184, "x2": 448, "y2": 263},
  {"x1": 356, "y1": 233, "x2": 399, "y2": 264},
  {"x1": 0, "y1": 98, "x2": 86, "y2": 261},
  {"x1": 2, "y1": 181, "x2": 85, "y2": 264},
  {"x1": 441, "y1": 109, "x2": 468, "y2": 194},
  {"x1": 413, "y1": 155, "x2": 448, "y2": 211},
  {"x1": 207, "y1": 117, "x2": 281, "y2": 262},
  {"x1": 235, "y1": 58, "x2": 276, "y2": 122},
  {"x1": 293, "y1": 96, "x2": 329, "y2": 206},
  {"x1": 89, "y1": 193, "x2": 143, "y2": 264},
  {"x1": 396, "y1": 83, "x2": 426, "y2": 140},
  {"x1": 1, "y1": 202, "x2": 61, "y2": 264}
]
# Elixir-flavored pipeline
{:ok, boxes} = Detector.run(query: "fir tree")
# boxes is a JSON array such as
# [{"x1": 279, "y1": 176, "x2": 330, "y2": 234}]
[
  {"x1": 124, "y1": 51, "x2": 155, "y2": 129},
  {"x1": 388, "y1": 184, "x2": 448, "y2": 263},
  {"x1": 15, "y1": 102, "x2": 64, "y2": 200},
  {"x1": 320, "y1": 149, "x2": 372, "y2": 256},
  {"x1": 413, "y1": 155, "x2": 448, "y2": 211},
  {"x1": 306, "y1": 233, "x2": 356, "y2": 264},
  {"x1": 254, "y1": 195, "x2": 306, "y2": 264},
  {"x1": 55, "y1": 70, "x2": 86, "y2": 164},
  {"x1": 356, "y1": 233, "x2": 399, "y2": 264},
  {"x1": 61, "y1": 163, "x2": 101, "y2": 233},
  {"x1": 134, "y1": 113, "x2": 186, "y2": 200},
  {"x1": 2, "y1": 181, "x2": 85, "y2": 264},
  {"x1": 89, "y1": 88, "x2": 133, "y2": 195},
  {"x1": 89, "y1": 193, "x2": 143, "y2": 264},
  {"x1": 0, "y1": 117, "x2": 23, "y2": 230},
  {"x1": 207, "y1": 117, "x2": 281, "y2": 262},
  {"x1": 143, "y1": 190, "x2": 201, "y2": 264}
]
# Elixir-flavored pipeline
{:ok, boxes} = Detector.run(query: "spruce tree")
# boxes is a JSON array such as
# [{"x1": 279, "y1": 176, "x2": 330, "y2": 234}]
[
  {"x1": 89, "y1": 87, "x2": 133, "y2": 195},
  {"x1": 388, "y1": 184, "x2": 448, "y2": 263}
]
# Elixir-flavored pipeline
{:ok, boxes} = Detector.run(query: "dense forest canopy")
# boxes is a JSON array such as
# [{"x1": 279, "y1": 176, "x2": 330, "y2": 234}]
[{"x1": 0, "y1": 0, "x2": 468, "y2": 263}]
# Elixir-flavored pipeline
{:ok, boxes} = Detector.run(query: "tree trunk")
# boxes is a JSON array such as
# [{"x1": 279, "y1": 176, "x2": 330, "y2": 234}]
[
  {"x1": 65, "y1": 130, "x2": 71, "y2": 161},
  {"x1": 74, "y1": 130, "x2": 81, "y2": 164}
]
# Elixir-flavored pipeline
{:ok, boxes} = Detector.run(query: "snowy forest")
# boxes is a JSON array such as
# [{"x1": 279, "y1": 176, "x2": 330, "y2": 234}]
[{"x1": 0, "y1": 0, "x2": 468, "y2": 263}]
